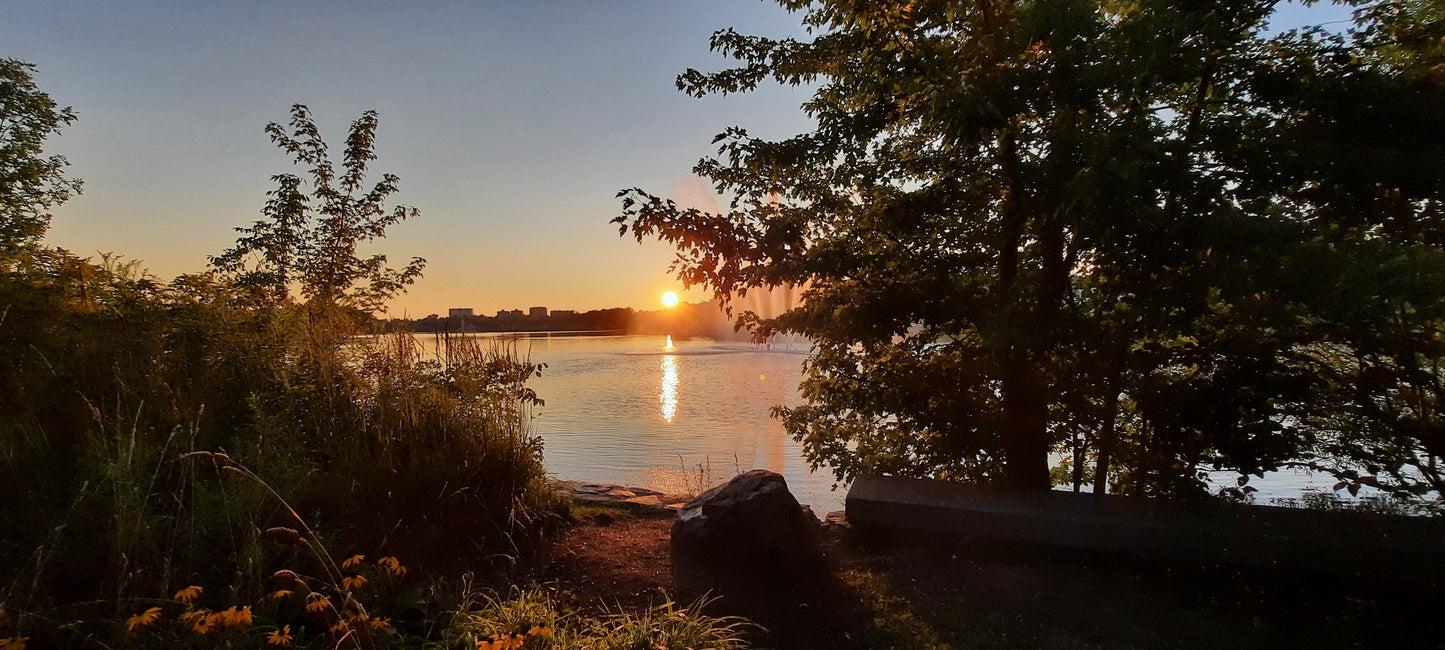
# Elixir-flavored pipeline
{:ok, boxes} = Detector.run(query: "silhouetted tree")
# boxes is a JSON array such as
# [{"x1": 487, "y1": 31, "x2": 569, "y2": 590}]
[
  {"x1": 0, "y1": 59, "x2": 81, "y2": 260},
  {"x1": 616, "y1": 0, "x2": 1445, "y2": 499},
  {"x1": 212, "y1": 105, "x2": 425, "y2": 315}
]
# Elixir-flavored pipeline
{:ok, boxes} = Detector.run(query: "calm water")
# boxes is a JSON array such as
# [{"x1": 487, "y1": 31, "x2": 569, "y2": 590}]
[
  {"x1": 446, "y1": 333, "x2": 1333, "y2": 512},
  {"x1": 511, "y1": 333, "x2": 848, "y2": 512}
]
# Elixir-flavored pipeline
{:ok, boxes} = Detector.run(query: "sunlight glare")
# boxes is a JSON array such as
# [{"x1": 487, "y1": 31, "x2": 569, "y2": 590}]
[
  {"x1": 661, "y1": 291, "x2": 680, "y2": 308},
  {"x1": 660, "y1": 354, "x2": 678, "y2": 422}
]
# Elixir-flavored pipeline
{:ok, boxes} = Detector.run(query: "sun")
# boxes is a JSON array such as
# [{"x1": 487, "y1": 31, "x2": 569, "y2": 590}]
[{"x1": 661, "y1": 291, "x2": 680, "y2": 308}]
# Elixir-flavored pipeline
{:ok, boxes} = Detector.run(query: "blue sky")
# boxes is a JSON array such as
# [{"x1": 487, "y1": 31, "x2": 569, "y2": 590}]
[{"x1": 3, "y1": 1, "x2": 1354, "y2": 316}]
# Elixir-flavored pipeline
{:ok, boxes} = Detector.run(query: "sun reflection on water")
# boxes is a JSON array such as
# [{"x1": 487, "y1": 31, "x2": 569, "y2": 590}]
[{"x1": 660, "y1": 353, "x2": 678, "y2": 422}]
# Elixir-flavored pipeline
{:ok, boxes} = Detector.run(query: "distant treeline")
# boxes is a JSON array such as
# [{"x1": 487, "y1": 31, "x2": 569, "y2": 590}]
[{"x1": 393, "y1": 300, "x2": 750, "y2": 339}]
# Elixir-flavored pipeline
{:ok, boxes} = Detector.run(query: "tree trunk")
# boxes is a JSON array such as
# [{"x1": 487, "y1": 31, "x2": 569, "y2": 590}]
[
  {"x1": 1002, "y1": 351, "x2": 1051, "y2": 490},
  {"x1": 1093, "y1": 364, "x2": 1120, "y2": 495}
]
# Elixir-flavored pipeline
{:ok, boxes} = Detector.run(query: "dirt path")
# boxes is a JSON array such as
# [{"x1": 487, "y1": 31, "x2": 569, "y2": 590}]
[
  {"x1": 531, "y1": 502, "x2": 1442, "y2": 649},
  {"x1": 532, "y1": 510, "x2": 675, "y2": 614}
]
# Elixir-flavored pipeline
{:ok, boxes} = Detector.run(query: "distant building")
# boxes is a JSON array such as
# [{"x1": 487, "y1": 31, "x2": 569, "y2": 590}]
[
  {"x1": 497, "y1": 309, "x2": 524, "y2": 318},
  {"x1": 551, "y1": 309, "x2": 576, "y2": 317},
  {"x1": 529, "y1": 306, "x2": 548, "y2": 318},
  {"x1": 448, "y1": 308, "x2": 474, "y2": 320}
]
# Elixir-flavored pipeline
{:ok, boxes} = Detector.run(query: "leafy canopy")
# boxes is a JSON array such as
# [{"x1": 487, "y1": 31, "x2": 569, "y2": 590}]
[
  {"x1": 617, "y1": 0, "x2": 1445, "y2": 499},
  {"x1": 0, "y1": 59, "x2": 81, "y2": 259}
]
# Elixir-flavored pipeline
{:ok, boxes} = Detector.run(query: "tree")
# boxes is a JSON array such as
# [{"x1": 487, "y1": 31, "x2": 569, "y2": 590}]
[
  {"x1": 212, "y1": 105, "x2": 425, "y2": 315},
  {"x1": 616, "y1": 0, "x2": 1445, "y2": 497},
  {"x1": 0, "y1": 59, "x2": 81, "y2": 258}
]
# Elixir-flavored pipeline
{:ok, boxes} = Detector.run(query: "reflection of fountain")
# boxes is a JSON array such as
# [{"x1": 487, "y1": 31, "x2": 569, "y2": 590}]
[{"x1": 660, "y1": 354, "x2": 678, "y2": 422}]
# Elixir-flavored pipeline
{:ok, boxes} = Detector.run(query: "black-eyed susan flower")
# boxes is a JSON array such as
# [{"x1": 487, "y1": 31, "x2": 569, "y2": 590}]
[
  {"x1": 125, "y1": 607, "x2": 162, "y2": 633},
  {"x1": 528, "y1": 624, "x2": 554, "y2": 639},
  {"x1": 267, "y1": 625, "x2": 293, "y2": 646},
  {"x1": 341, "y1": 575, "x2": 367, "y2": 591},
  {"x1": 369, "y1": 617, "x2": 391, "y2": 631},
  {"x1": 173, "y1": 585, "x2": 203, "y2": 603},
  {"x1": 268, "y1": 589, "x2": 293, "y2": 600},
  {"x1": 376, "y1": 556, "x2": 407, "y2": 577},
  {"x1": 204, "y1": 606, "x2": 252, "y2": 630},
  {"x1": 305, "y1": 593, "x2": 332, "y2": 614},
  {"x1": 341, "y1": 554, "x2": 365, "y2": 568},
  {"x1": 179, "y1": 609, "x2": 211, "y2": 634},
  {"x1": 0, "y1": 637, "x2": 27, "y2": 650},
  {"x1": 484, "y1": 633, "x2": 524, "y2": 650}
]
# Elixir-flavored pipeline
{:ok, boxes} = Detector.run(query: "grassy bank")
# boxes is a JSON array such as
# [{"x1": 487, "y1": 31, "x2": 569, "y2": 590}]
[{"x1": 0, "y1": 250, "x2": 566, "y2": 646}]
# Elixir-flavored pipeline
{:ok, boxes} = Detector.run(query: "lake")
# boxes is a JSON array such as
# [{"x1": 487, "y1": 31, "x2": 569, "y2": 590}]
[
  {"x1": 511, "y1": 333, "x2": 848, "y2": 511},
  {"x1": 448, "y1": 332, "x2": 1335, "y2": 512}
]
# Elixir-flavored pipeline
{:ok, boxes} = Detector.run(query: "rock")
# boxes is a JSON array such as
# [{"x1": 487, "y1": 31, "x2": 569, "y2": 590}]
[
  {"x1": 549, "y1": 479, "x2": 689, "y2": 511},
  {"x1": 623, "y1": 495, "x2": 665, "y2": 508},
  {"x1": 824, "y1": 510, "x2": 847, "y2": 526},
  {"x1": 671, "y1": 470, "x2": 824, "y2": 598}
]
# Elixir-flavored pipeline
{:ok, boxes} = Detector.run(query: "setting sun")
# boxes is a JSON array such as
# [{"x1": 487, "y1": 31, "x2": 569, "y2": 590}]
[{"x1": 661, "y1": 291, "x2": 680, "y2": 308}]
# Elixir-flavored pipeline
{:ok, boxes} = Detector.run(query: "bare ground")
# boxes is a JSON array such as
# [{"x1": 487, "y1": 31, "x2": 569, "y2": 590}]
[{"x1": 526, "y1": 505, "x2": 1444, "y2": 649}]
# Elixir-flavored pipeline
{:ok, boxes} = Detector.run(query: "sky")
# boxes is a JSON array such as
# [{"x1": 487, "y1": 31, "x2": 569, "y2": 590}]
[{"x1": 4, "y1": 1, "x2": 1353, "y2": 317}]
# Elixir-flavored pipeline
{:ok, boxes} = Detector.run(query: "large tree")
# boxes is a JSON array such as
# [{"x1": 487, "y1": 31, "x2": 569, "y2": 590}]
[
  {"x1": 0, "y1": 59, "x2": 81, "y2": 259},
  {"x1": 616, "y1": 0, "x2": 1445, "y2": 497}
]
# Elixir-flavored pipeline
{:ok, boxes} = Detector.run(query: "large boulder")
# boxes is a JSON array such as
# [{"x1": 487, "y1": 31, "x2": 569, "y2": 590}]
[{"x1": 671, "y1": 470, "x2": 823, "y2": 598}]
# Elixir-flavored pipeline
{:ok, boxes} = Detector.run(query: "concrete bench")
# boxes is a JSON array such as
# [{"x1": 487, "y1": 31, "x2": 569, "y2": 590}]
[{"x1": 846, "y1": 475, "x2": 1445, "y2": 583}]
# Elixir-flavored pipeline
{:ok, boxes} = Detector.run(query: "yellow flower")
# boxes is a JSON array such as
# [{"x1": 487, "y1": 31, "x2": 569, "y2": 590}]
[
  {"x1": 173, "y1": 585, "x2": 204, "y2": 603},
  {"x1": 0, "y1": 637, "x2": 27, "y2": 650},
  {"x1": 341, "y1": 554, "x2": 366, "y2": 568},
  {"x1": 369, "y1": 617, "x2": 391, "y2": 631},
  {"x1": 268, "y1": 589, "x2": 293, "y2": 600},
  {"x1": 528, "y1": 624, "x2": 554, "y2": 639},
  {"x1": 305, "y1": 593, "x2": 332, "y2": 614},
  {"x1": 125, "y1": 607, "x2": 162, "y2": 633},
  {"x1": 376, "y1": 556, "x2": 407, "y2": 577},
  {"x1": 483, "y1": 634, "x2": 524, "y2": 650},
  {"x1": 341, "y1": 575, "x2": 368, "y2": 592},
  {"x1": 196, "y1": 606, "x2": 252, "y2": 630},
  {"x1": 267, "y1": 625, "x2": 294, "y2": 646},
  {"x1": 180, "y1": 609, "x2": 211, "y2": 634}
]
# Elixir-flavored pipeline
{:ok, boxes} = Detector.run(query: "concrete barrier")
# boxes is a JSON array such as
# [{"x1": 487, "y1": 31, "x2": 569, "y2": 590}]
[{"x1": 846, "y1": 475, "x2": 1445, "y2": 583}]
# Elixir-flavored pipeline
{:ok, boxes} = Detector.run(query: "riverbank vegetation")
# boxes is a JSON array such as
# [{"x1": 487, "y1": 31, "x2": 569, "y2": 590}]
[
  {"x1": 0, "y1": 61, "x2": 760, "y2": 648},
  {"x1": 616, "y1": 0, "x2": 1445, "y2": 509}
]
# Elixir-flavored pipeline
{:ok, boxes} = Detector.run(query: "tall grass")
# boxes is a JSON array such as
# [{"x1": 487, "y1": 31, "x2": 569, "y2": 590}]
[{"x1": 0, "y1": 251, "x2": 560, "y2": 645}]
